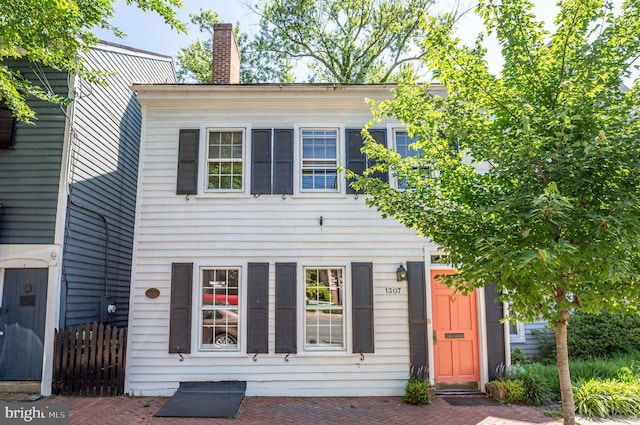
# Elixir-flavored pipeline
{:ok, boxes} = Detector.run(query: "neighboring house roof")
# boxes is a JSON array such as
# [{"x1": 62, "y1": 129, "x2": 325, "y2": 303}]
[{"x1": 91, "y1": 40, "x2": 177, "y2": 85}]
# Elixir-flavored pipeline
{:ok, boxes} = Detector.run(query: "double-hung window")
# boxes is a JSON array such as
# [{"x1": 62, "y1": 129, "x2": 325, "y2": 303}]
[
  {"x1": 207, "y1": 130, "x2": 244, "y2": 191},
  {"x1": 304, "y1": 267, "x2": 345, "y2": 350},
  {"x1": 301, "y1": 129, "x2": 338, "y2": 192},
  {"x1": 201, "y1": 268, "x2": 240, "y2": 350},
  {"x1": 394, "y1": 130, "x2": 423, "y2": 189}
]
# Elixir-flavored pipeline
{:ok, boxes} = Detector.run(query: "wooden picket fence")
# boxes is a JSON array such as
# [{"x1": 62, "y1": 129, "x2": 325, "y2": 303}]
[{"x1": 52, "y1": 322, "x2": 127, "y2": 396}]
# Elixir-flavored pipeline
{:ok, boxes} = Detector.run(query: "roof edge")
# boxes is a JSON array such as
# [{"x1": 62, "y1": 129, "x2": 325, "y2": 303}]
[{"x1": 95, "y1": 40, "x2": 173, "y2": 61}]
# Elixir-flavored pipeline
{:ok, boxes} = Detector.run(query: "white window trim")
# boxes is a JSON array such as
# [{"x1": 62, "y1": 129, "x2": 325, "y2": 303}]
[
  {"x1": 298, "y1": 263, "x2": 349, "y2": 354},
  {"x1": 195, "y1": 265, "x2": 244, "y2": 354},
  {"x1": 198, "y1": 124, "x2": 252, "y2": 196},
  {"x1": 294, "y1": 124, "x2": 345, "y2": 195}
]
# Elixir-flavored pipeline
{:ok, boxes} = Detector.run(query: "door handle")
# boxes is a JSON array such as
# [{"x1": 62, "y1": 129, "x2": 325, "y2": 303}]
[{"x1": 432, "y1": 329, "x2": 437, "y2": 345}]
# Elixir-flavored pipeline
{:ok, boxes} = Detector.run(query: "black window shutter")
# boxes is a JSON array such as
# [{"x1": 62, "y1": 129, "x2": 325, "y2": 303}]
[
  {"x1": 169, "y1": 263, "x2": 193, "y2": 354},
  {"x1": 485, "y1": 283, "x2": 505, "y2": 380},
  {"x1": 177, "y1": 129, "x2": 199, "y2": 195},
  {"x1": 247, "y1": 263, "x2": 269, "y2": 353},
  {"x1": 346, "y1": 129, "x2": 366, "y2": 194},
  {"x1": 251, "y1": 129, "x2": 272, "y2": 194},
  {"x1": 351, "y1": 262, "x2": 374, "y2": 353},
  {"x1": 0, "y1": 103, "x2": 15, "y2": 150},
  {"x1": 275, "y1": 262, "x2": 297, "y2": 353},
  {"x1": 407, "y1": 261, "x2": 427, "y2": 370},
  {"x1": 346, "y1": 129, "x2": 388, "y2": 193},
  {"x1": 273, "y1": 129, "x2": 293, "y2": 194},
  {"x1": 368, "y1": 129, "x2": 388, "y2": 183}
]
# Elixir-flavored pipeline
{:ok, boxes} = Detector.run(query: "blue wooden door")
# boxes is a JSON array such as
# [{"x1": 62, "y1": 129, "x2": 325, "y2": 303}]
[{"x1": 0, "y1": 269, "x2": 48, "y2": 380}]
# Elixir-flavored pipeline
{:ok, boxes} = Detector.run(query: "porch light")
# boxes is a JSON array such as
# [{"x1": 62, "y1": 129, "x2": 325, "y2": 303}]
[{"x1": 396, "y1": 264, "x2": 407, "y2": 281}]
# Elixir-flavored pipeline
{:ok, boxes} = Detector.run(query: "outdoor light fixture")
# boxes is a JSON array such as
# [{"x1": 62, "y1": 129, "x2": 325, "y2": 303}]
[{"x1": 396, "y1": 264, "x2": 407, "y2": 281}]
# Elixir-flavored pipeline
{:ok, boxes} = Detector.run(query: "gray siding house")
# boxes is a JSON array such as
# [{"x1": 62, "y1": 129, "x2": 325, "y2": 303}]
[{"x1": 0, "y1": 42, "x2": 175, "y2": 395}]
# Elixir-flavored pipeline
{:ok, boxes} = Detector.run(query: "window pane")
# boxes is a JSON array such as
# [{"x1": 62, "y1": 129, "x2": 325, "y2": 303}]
[
  {"x1": 396, "y1": 131, "x2": 425, "y2": 189},
  {"x1": 302, "y1": 130, "x2": 337, "y2": 160},
  {"x1": 396, "y1": 131, "x2": 422, "y2": 158},
  {"x1": 208, "y1": 175, "x2": 220, "y2": 189},
  {"x1": 509, "y1": 322, "x2": 519, "y2": 334},
  {"x1": 305, "y1": 310, "x2": 344, "y2": 347},
  {"x1": 201, "y1": 268, "x2": 240, "y2": 350},
  {"x1": 301, "y1": 168, "x2": 337, "y2": 190},
  {"x1": 207, "y1": 130, "x2": 244, "y2": 191},
  {"x1": 305, "y1": 267, "x2": 344, "y2": 349},
  {"x1": 220, "y1": 144, "x2": 232, "y2": 158},
  {"x1": 301, "y1": 130, "x2": 338, "y2": 191}
]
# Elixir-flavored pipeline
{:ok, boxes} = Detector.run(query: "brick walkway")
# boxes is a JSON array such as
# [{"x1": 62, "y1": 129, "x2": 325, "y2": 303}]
[{"x1": 46, "y1": 395, "x2": 564, "y2": 425}]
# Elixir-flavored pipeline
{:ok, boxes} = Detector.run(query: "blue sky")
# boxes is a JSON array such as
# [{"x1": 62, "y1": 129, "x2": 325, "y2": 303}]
[{"x1": 94, "y1": 0, "x2": 259, "y2": 57}]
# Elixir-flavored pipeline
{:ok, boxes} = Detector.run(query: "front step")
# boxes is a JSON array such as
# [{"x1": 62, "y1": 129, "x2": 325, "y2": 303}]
[
  {"x1": 435, "y1": 389, "x2": 485, "y2": 396},
  {"x1": 0, "y1": 381, "x2": 40, "y2": 394}
]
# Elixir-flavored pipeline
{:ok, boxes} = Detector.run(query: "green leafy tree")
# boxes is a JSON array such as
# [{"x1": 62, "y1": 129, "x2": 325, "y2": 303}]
[
  {"x1": 251, "y1": 0, "x2": 434, "y2": 82},
  {"x1": 350, "y1": 1, "x2": 640, "y2": 424},
  {"x1": 176, "y1": 8, "x2": 293, "y2": 83},
  {"x1": 0, "y1": 0, "x2": 185, "y2": 122}
]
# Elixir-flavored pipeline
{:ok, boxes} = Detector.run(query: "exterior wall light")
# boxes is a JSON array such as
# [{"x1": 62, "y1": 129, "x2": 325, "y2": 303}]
[{"x1": 396, "y1": 264, "x2": 407, "y2": 281}]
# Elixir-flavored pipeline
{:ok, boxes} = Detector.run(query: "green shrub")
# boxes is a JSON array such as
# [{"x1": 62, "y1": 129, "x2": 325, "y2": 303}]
[
  {"x1": 530, "y1": 328, "x2": 556, "y2": 364},
  {"x1": 574, "y1": 379, "x2": 640, "y2": 417},
  {"x1": 511, "y1": 347, "x2": 530, "y2": 365},
  {"x1": 532, "y1": 312, "x2": 640, "y2": 363},
  {"x1": 521, "y1": 353, "x2": 640, "y2": 407},
  {"x1": 519, "y1": 371, "x2": 556, "y2": 406},
  {"x1": 615, "y1": 366, "x2": 639, "y2": 383},
  {"x1": 489, "y1": 379, "x2": 525, "y2": 404},
  {"x1": 404, "y1": 366, "x2": 433, "y2": 406},
  {"x1": 521, "y1": 362, "x2": 561, "y2": 395},
  {"x1": 499, "y1": 380, "x2": 525, "y2": 404}
]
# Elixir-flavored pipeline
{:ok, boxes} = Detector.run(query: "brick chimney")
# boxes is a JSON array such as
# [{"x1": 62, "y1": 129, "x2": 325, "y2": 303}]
[{"x1": 211, "y1": 23, "x2": 240, "y2": 84}]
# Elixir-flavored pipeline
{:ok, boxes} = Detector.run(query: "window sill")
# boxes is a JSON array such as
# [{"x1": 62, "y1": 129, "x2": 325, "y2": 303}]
[
  {"x1": 189, "y1": 193, "x2": 363, "y2": 200},
  {"x1": 191, "y1": 350, "x2": 244, "y2": 357},
  {"x1": 298, "y1": 350, "x2": 349, "y2": 356},
  {"x1": 192, "y1": 193, "x2": 254, "y2": 200}
]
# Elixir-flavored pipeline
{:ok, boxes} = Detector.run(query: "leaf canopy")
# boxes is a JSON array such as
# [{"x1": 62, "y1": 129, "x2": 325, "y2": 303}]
[
  {"x1": 353, "y1": 0, "x2": 640, "y2": 325},
  {"x1": 0, "y1": 0, "x2": 185, "y2": 122},
  {"x1": 251, "y1": 0, "x2": 434, "y2": 82}
]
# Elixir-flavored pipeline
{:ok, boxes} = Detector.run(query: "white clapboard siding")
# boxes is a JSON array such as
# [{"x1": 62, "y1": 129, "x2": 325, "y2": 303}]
[{"x1": 127, "y1": 84, "x2": 444, "y2": 396}]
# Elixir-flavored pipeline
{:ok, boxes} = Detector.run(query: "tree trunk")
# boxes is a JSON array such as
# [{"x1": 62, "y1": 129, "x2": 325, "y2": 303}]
[{"x1": 555, "y1": 309, "x2": 575, "y2": 425}]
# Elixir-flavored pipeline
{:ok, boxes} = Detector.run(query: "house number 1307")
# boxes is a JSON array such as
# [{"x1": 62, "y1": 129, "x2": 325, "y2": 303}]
[{"x1": 385, "y1": 288, "x2": 401, "y2": 294}]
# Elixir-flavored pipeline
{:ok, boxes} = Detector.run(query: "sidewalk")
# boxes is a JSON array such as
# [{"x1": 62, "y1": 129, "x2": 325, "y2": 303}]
[{"x1": 37, "y1": 394, "x2": 640, "y2": 425}]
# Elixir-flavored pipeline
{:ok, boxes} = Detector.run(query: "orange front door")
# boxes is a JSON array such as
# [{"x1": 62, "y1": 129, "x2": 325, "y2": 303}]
[{"x1": 431, "y1": 269, "x2": 480, "y2": 383}]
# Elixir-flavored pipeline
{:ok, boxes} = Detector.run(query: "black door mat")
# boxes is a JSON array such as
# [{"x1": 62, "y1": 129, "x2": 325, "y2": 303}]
[
  {"x1": 154, "y1": 381, "x2": 246, "y2": 418},
  {"x1": 442, "y1": 396, "x2": 501, "y2": 406}
]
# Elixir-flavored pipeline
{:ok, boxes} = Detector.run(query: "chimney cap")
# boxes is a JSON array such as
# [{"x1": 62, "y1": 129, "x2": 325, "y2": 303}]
[{"x1": 213, "y1": 23, "x2": 234, "y2": 30}]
